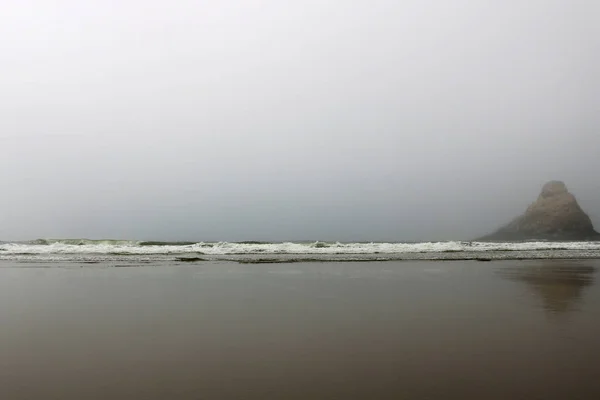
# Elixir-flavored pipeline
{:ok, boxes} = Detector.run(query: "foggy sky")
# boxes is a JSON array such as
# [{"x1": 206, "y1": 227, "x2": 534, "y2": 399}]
[{"x1": 1, "y1": 0, "x2": 599, "y2": 241}]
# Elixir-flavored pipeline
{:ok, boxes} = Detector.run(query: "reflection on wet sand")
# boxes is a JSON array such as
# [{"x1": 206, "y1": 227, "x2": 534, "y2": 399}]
[
  {"x1": 497, "y1": 261, "x2": 596, "y2": 314},
  {"x1": 1, "y1": 261, "x2": 600, "y2": 399}
]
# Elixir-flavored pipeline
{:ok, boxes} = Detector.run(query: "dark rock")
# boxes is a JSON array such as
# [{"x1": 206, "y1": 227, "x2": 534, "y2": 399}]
[
  {"x1": 175, "y1": 257, "x2": 206, "y2": 262},
  {"x1": 479, "y1": 181, "x2": 600, "y2": 241}
]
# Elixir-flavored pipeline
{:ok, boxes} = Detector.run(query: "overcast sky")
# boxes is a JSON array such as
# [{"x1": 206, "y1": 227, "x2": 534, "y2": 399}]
[{"x1": 1, "y1": 0, "x2": 598, "y2": 241}]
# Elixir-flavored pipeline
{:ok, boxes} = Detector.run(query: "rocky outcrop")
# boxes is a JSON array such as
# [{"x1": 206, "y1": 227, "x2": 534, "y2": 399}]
[{"x1": 479, "y1": 181, "x2": 600, "y2": 241}]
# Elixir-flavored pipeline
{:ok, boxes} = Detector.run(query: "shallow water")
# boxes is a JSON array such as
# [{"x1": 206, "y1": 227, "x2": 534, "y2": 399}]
[{"x1": 0, "y1": 260, "x2": 599, "y2": 399}]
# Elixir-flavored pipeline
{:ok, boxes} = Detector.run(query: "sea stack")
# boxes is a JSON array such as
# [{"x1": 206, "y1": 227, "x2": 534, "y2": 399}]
[{"x1": 479, "y1": 181, "x2": 600, "y2": 241}]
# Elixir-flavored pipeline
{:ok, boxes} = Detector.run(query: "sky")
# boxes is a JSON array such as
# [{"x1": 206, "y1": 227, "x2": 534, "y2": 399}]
[{"x1": 1, "y1": 0, "x2": 599, "y2": 241}]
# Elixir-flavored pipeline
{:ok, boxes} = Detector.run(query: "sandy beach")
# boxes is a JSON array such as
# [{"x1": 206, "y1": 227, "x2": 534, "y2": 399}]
[{"x1": 1, "y1": 259, "x2": 599, "y2": 399}]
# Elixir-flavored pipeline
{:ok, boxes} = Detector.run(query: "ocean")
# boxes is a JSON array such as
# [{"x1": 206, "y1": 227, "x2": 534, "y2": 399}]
[
  {"x1": 2, "y1": 239, "x2": 600, "y2": 264},
  {"x1": 1, "y1": 240, "x2": 600, "y2": 399}
]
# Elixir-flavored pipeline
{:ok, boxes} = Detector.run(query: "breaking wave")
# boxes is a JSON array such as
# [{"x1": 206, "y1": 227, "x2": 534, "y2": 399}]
[{"x1": 1, "y1": 239, "x2": 600, "y2": 256}]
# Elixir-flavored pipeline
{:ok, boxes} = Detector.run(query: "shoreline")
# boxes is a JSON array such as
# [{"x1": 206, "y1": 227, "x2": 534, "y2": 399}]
[{"x1": 2, "y1": 250, "x2": 600, "y2": 265}]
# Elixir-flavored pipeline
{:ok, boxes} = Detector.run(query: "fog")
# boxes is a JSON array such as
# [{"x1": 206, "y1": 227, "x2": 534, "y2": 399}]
[{"x1": 1, "y1": 0, "x2": 598, "y2": 241}]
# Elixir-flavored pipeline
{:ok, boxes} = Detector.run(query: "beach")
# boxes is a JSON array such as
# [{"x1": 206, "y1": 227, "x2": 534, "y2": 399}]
[{"x1": 1, "y1": 258, "x2": 599, "y2": 399}]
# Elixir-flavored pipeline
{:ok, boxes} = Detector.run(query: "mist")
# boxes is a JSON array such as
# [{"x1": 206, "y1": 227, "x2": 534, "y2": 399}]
[{"x1": 1, "y1": 0, "x2": 598, "y2": 241}]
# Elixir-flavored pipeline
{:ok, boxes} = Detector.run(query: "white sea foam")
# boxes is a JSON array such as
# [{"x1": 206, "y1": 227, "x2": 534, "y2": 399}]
[{"x1": 1, "y1": 240, "x2": 600, "y2": 255}]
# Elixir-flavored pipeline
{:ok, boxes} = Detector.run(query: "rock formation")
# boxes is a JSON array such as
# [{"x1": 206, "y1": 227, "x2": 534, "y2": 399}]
[{"x1": 479, "y1": 181, "x2": 600, "y2": 241}]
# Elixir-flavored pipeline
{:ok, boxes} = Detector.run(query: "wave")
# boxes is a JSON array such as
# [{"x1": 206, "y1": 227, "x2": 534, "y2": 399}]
[
  {"x1": 31, "y1": 238, "x2": 139, "y2": 246},
  {"x1": 31, "y1": 239, "x2": 277, "y2": 247},
  {"x1": 138, "y1": 241, "x2": 200, "y2": 247},
  {"x1": 1, "y1": 240, "x2": 600, "y2": 256}
]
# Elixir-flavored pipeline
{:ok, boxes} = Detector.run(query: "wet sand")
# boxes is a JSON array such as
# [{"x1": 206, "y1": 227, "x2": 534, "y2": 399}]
[{"x1": 0, "y1": 260, "x2": 599, "y2": 399}]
